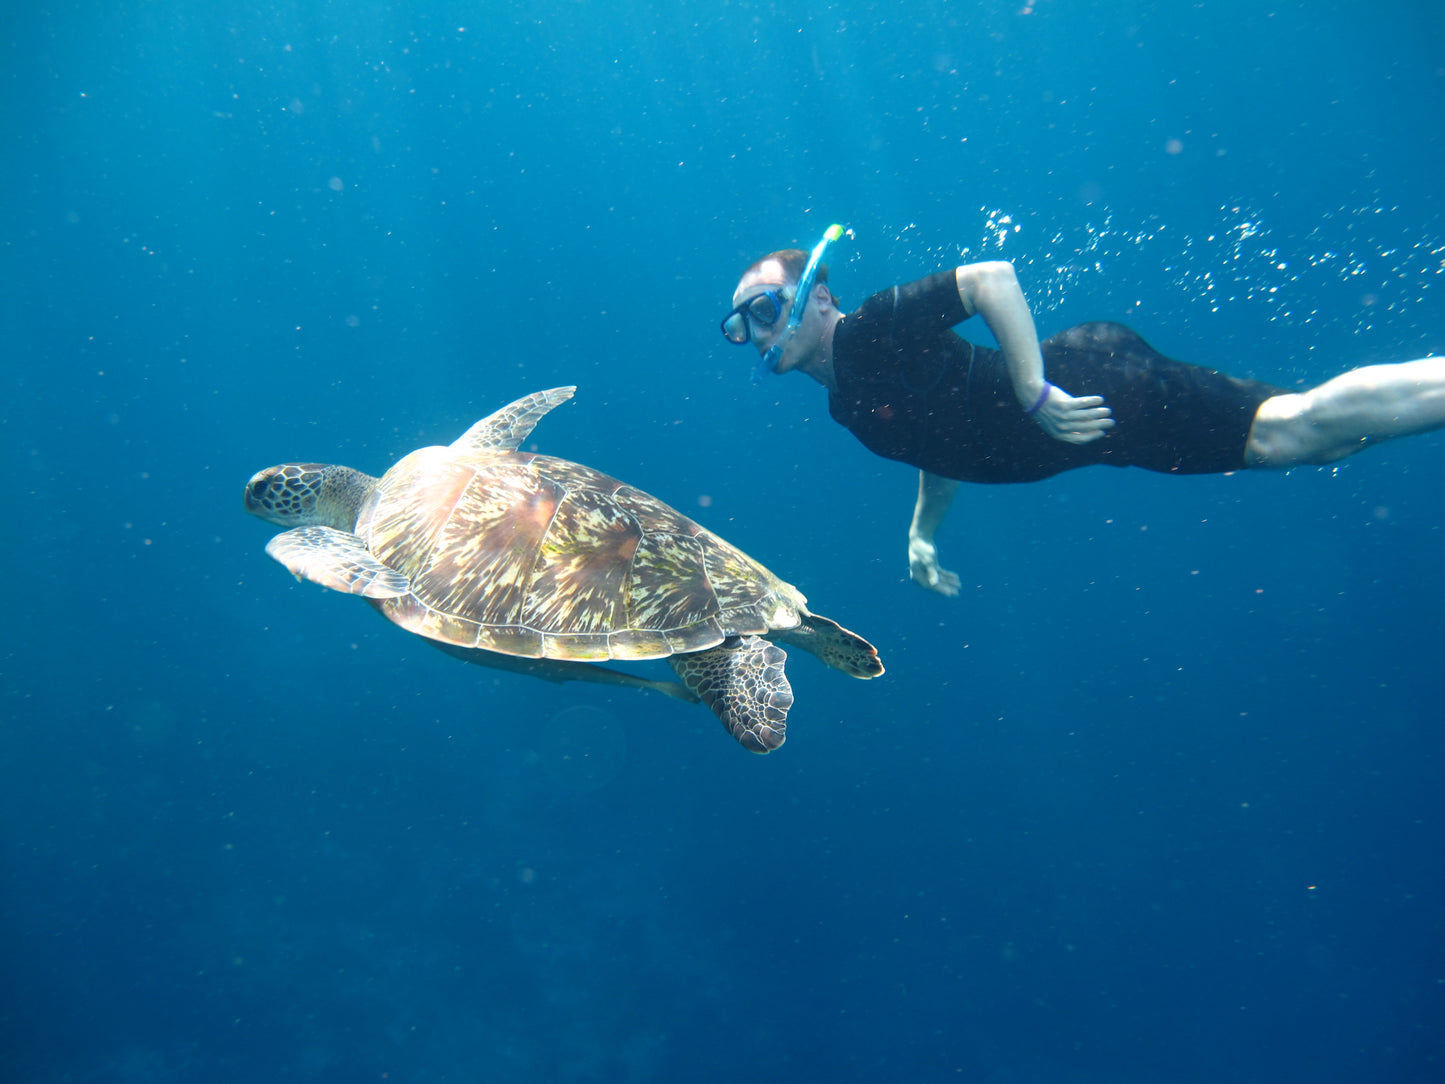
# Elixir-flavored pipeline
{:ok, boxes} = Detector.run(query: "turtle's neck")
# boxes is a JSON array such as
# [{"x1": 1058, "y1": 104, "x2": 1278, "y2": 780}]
[{"x1": 320, "y1": 466, "x2": 380, "y2": 530}]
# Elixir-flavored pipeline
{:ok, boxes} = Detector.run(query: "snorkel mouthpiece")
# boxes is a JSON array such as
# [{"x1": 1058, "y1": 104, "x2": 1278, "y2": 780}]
[
  {"x1": 756, "y1": 342, "x2": 784, "y2": 381},
  {"x1": 751, "y1": 223, "x2": 846, "y2": 384}
]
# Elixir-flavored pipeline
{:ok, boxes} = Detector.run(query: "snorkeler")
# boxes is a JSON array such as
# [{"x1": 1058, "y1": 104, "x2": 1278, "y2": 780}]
[{"x1": 722, "y1": 226, "x2": 1445, "y2": 595}]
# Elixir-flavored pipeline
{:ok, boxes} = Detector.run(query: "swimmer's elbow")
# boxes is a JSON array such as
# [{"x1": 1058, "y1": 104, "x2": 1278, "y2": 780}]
[
  {"x1": 956, "y1": 260, "x2": 1021, "y2": 314},
  {"x1": 957, "y1": 260, "x2": 1016, "y2": 283}
]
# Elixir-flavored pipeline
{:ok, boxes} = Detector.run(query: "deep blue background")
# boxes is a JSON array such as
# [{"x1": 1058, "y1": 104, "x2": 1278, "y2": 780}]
[{"x1": 4, "y1": 2, "x2": 1443, "y2": 1081}]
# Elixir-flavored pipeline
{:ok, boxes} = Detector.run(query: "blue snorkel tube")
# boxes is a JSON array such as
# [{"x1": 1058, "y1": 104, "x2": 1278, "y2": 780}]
[{"x1": 752, "y1": 223, "x2": 846, "y2": 385}]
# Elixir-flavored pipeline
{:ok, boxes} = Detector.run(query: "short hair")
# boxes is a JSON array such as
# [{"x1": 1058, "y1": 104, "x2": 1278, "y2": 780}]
[{"x1": 739, "y1": 248, "x2": 834, "y2": 299}]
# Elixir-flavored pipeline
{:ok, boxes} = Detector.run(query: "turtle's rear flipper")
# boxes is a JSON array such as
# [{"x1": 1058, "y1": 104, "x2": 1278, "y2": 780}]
[
  {"x1": 773, "y1": 613, "x2": 884, "y2": 679},
  {"x1": 424, "y1": 637, "x2": 699, "y2": 703},
  {"x1": 266, "y1": 526, "x2": 410, "y2": 598},
  {"x1": 669, "y1": 635, "x2": 793, "y2": 753}
]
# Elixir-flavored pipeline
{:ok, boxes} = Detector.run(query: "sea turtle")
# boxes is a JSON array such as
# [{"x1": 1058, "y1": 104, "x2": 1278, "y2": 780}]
[{"x1": 243, "y1": 387, "x2": 883, "y2": 752}]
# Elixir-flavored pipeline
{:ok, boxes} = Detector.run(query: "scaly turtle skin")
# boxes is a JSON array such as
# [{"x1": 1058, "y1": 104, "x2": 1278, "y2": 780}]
[{"x1": 244, "y1": 387, "x2": 883, "y2": 752}]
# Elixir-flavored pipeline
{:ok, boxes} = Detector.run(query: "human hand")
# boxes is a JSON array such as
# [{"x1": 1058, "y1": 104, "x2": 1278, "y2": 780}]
[
  {"x1": 908, "y1": 533, "x2": 961, "y2": 597},
  {"x1": 1030, "y1": 383, "x2": 1115, "y2": 444}
]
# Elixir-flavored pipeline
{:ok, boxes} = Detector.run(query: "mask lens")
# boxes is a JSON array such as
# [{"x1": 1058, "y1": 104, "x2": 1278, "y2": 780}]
[
  {"x1": 720, "y1": 288, "x2": 789, "y2": 345},
  {"x1": 747, "y1": 291, "x2": 783, "y2": 327},
  {"x1": 721, "y1": 311, "x2": 751, "y2": 344}
]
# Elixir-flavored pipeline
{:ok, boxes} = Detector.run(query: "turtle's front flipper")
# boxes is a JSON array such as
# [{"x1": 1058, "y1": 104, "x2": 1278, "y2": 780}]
[
  {"x1": 452, "y1": 387, "x2": 577, "y2": 454},
  {"x1": 669, "y1": 635, "x2": 793, "y2": 753},
  {"x1": 265, "y1": 526, "x2": 410, "y2": 598},
  {"x1": 773, "y1": 613, "x2": 884, "y2": 679}
]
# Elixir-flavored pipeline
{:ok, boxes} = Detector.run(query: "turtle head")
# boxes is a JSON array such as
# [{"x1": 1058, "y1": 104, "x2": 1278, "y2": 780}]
[{"x1": 244, "y1": 463, "x2": 376, "y2": 530}]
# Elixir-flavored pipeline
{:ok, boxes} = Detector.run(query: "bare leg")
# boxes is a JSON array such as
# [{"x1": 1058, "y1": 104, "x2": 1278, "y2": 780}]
[{"x1": 1246, "y1": 357, "x2": 1445, "y2": 467}]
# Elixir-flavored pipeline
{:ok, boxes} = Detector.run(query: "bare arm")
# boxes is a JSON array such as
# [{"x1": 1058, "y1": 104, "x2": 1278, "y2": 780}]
[
  {"x1": 954, "y1": 262, "x2": 1114, "y2": 444},
  {"x1": 908, "y1": 470, "x2": 961, "y2": 596}
]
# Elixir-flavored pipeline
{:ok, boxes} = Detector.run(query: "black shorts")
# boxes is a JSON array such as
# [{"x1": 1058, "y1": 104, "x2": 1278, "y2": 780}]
[{"x1": 947, "y1": 322, "x2": 1289, "y2": 483}]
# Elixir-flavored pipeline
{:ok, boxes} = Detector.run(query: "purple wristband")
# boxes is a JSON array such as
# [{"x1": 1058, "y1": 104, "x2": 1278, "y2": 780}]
[{"x1": 1025, "y1": 382, "x2": 1052, "y2": 414}]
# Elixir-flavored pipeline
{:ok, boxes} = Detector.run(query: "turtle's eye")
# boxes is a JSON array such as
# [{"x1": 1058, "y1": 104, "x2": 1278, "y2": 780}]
[{"x1": 249, "y1": 478, "x2": 274, "y2": 502}]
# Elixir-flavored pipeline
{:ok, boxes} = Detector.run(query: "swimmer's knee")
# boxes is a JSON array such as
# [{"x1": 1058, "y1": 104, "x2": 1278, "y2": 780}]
[
  {"x1": 1246, "y1": 390, "x2": 1366, "y2": 467},
  {"x1": 1244, "y1": 393, "x2": 1306, "y2": 467}
]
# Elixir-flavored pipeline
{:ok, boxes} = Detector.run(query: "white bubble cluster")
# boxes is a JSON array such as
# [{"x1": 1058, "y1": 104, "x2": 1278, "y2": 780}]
[{"x1": 887, "y1": 200, "x2": 1445, "y2": 346}]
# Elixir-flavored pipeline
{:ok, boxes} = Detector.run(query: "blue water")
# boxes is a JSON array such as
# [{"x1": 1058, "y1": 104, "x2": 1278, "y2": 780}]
[{"x1": 4, "y1": 2, "x2": 1443, "y2": 1081}]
